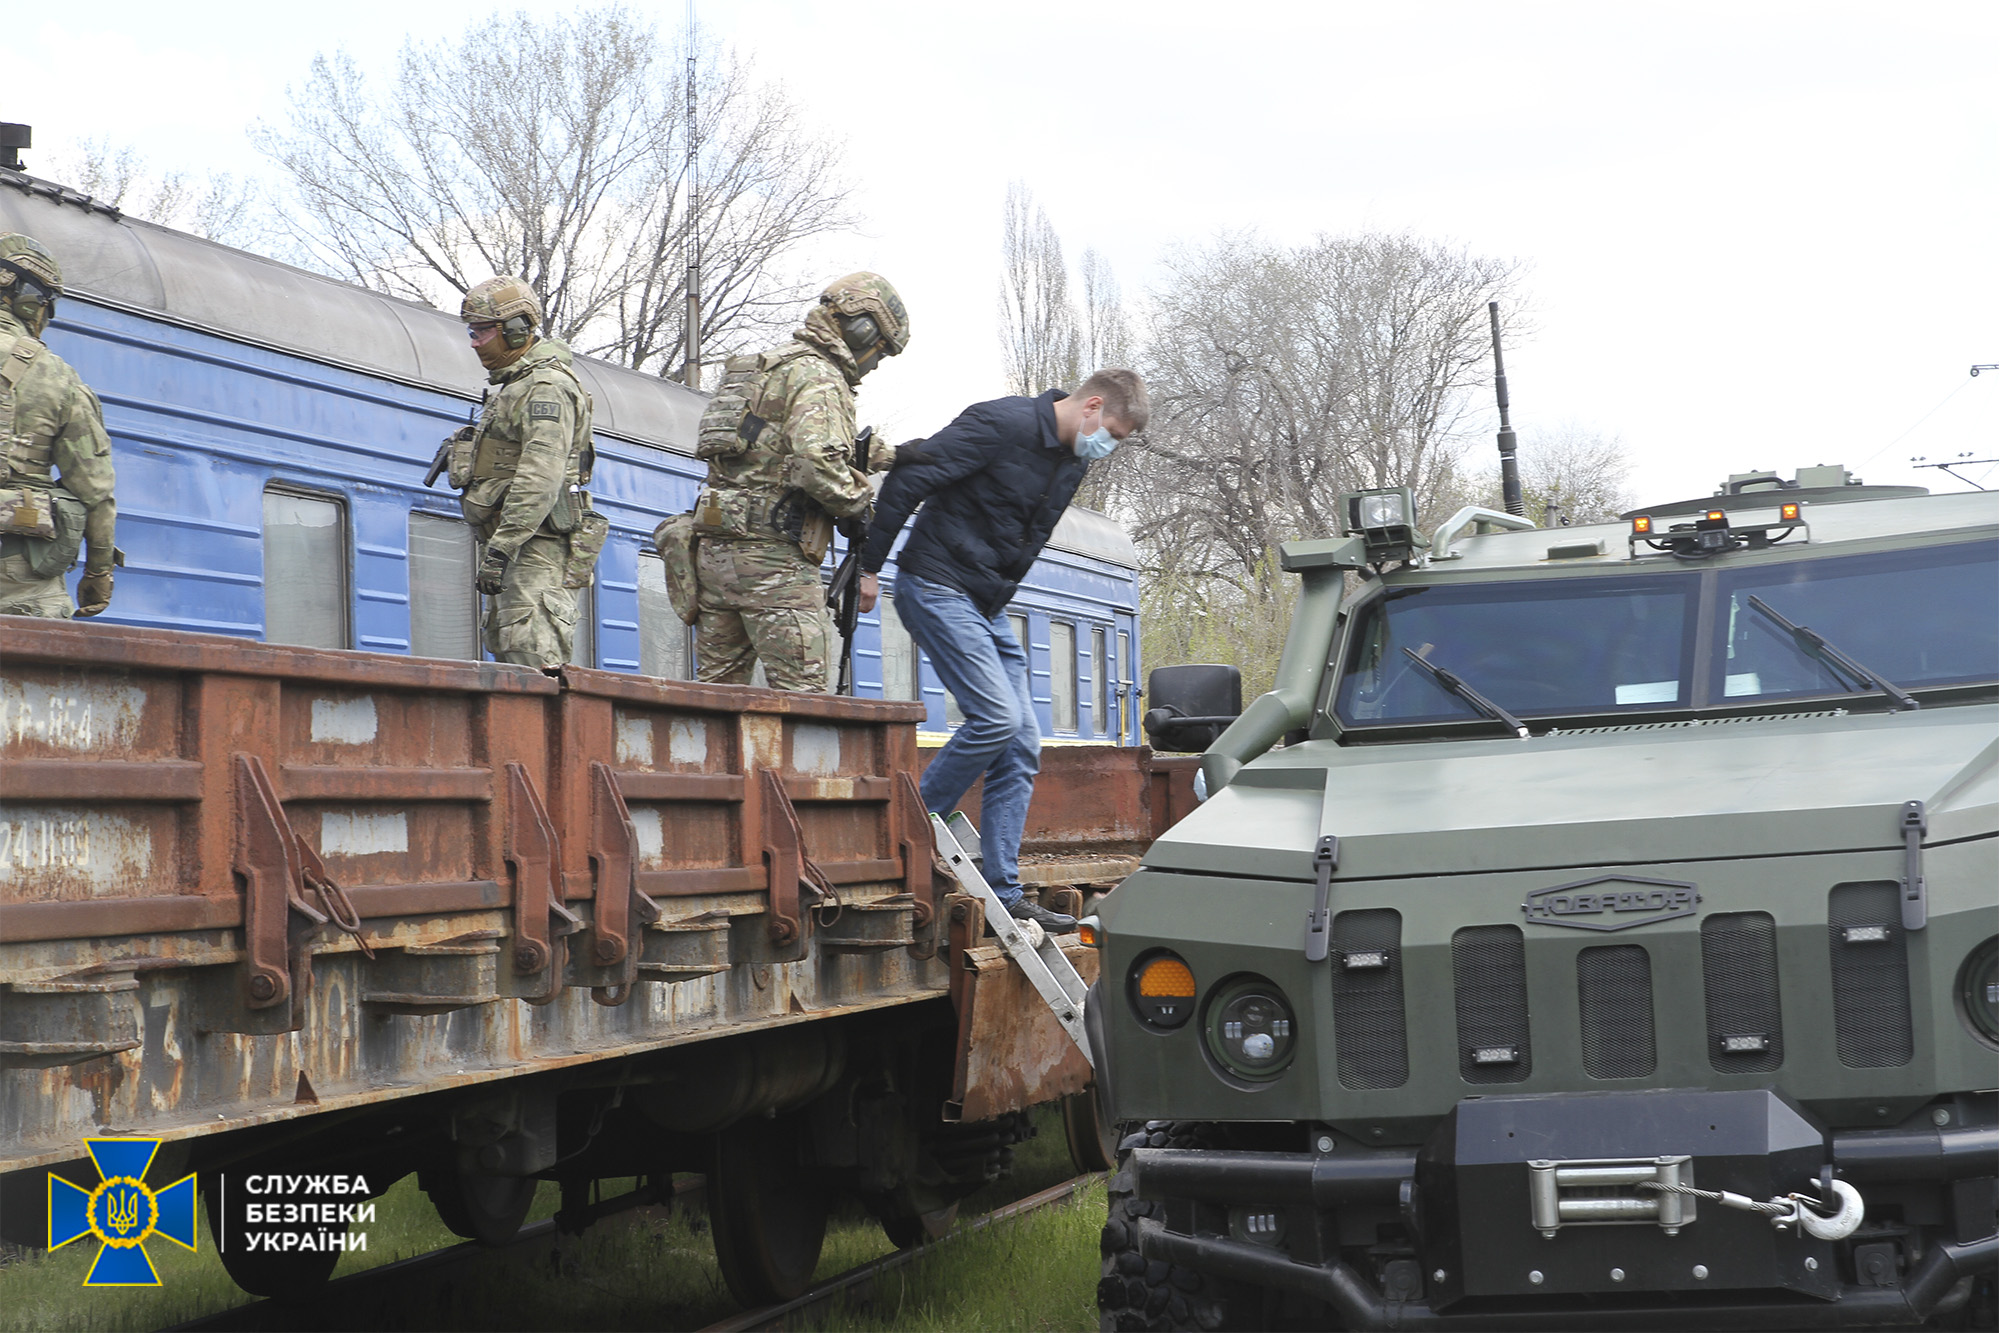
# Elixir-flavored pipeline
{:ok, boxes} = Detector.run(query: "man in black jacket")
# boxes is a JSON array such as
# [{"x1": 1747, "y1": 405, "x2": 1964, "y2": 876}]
[{"x1": 860, "y1": 369, "x2": 1148, "y2": 931}]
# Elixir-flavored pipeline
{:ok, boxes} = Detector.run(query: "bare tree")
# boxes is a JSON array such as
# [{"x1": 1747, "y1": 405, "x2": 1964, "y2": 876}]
[
  {"x1": 997, "y1": 182, "x2": 1079, "y2": 396},
  {"x1": 1076, "y1": 246, "x2": 1131, "y2": 372},
  {"x1": 41, "y1": 137, "x2": 259, "y2": 246},
  {"x1": 253, "y1": 6, "x2": 854, "y2": 373},
  {"x1": 1106, "y1": 231, "x2": 1523, "y2": 680}
]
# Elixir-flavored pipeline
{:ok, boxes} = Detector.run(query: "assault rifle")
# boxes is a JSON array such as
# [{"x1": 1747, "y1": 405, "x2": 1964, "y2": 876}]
[
  {"x1": 425, "y1": 395, "x2": 484, "y2": 488},
  {"x1": 825, "y1": 427, "x2": 873, "y2": 695}
]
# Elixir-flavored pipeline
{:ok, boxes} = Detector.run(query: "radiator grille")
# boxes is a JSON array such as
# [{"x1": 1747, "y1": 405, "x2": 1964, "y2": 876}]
[
  {"x1": 1452, "y1": 925, "x2": 1532, "y2": 1084},
  {"x1": 1331, "y1": 909, "x2": 1408, "y2": 1089},
  {"x1": 1577, "y1": 944, "x2": 1656, "y2": 1079},
  {"x1": 1828, "y1": 882, "x2": 1914, "y2": 1068},
  {"x1": 1702, "y1": 912, "x2": 1784, "y2": 1073}
]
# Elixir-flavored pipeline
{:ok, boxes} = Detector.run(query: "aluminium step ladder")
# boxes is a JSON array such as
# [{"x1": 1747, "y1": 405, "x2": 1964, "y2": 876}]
[{"x1": 930, "y1": 812, "x2": 1093, "y2": 1065}]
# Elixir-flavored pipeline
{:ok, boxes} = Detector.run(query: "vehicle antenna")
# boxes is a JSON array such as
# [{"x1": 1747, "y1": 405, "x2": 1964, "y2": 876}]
[
  {"x1": 1489, "y1": 301, "x2": 1524, "y2": 517},
  {"x1": 682, "y1": 0, "x2": 701, "y2": 390}
]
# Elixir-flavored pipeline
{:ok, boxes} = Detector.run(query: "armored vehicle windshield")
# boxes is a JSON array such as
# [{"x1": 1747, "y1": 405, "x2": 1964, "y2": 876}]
[{"x1": 1333, "y1": 538, "x2": 1996, "y2": 734}]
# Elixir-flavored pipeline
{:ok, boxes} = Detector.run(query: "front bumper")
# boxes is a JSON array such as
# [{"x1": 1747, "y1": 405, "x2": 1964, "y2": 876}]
[{"x1": 1132, "y1": 1090, "x2": 1997, "y2": 1330}]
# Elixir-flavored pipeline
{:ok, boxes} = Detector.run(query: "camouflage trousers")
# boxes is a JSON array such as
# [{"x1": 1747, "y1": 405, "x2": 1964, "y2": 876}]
[
  {"x1": 484, "y1": 534, "x2": 576, "y2": 669},
  {"x1": 694, "y1": 536, "x2": 828, "y2": 691},
  {"x1": 0, "y1": 551, "x2": 73, "y2": 617}
]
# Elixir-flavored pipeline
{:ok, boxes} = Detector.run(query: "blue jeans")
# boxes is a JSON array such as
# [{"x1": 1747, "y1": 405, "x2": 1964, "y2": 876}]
[{"x1": 894, "y1": 573, "x2": 1040, "y2": 905}]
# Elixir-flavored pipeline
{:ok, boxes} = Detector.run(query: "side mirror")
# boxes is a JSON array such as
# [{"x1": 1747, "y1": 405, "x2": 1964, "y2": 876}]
[{"x1": 1142, "y1": 664, "x2": 1242, "y2": 753}]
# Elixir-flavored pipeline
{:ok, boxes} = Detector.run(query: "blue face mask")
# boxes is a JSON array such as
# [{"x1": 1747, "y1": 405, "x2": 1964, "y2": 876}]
[{"x1": 1074, "y1": 415, "x2": 1118, "y2": 461}]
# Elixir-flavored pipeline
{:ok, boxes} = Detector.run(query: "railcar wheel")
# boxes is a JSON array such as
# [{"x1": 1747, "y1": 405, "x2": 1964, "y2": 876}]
[
  {"x1": 204, "y1": 1183, "x2": 339, "y2": 1299},
  {"x1": 1062, "y1": 1081, "x2": 1122, "y2": 1174},
  {"x1": 708, "y1": 1111, "x2": 830, "y2": 1306},
  {"x1": 880, "y1": 1201, "x2": 958, "y2": 1249},
  {"x1": 1097, "y1": 1121, "x2": 1244, "y2": 1333},
  {"x1": 419, "y1": 1165, "x2": 537, "y2": 1246}
]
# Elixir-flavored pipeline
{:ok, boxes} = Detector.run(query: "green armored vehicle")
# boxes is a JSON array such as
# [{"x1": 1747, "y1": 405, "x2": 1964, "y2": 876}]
[{"x1": 1089, "y1": 467, "x2": 1997, "y2": 1330}]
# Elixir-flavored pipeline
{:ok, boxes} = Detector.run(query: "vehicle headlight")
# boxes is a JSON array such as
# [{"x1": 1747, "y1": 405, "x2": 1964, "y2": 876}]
[
  {"x1": 1204, "y1": 976, "x2": 1297, "y2": 1081},
  {"x1": 1129, "y1": 951, "x2": 1196, "y2": 1030},
  {"x1": 1958, "y1": 937, "x2": 1997, "y2": 1048}
]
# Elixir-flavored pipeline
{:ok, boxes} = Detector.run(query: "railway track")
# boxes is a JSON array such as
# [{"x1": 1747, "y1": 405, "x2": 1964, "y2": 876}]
[
  {"x1": 165, "y1": 1173, "x2": 1095, "y2": 1333},
  {"x1": 700, "y1": 1175, "x2": 1092, "y2": 1333}
]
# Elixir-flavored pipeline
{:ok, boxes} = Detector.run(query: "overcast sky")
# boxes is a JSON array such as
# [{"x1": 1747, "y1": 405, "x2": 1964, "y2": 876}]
[{"x1": 13, "y1": 0, "x2": 1997, "y2": 507}]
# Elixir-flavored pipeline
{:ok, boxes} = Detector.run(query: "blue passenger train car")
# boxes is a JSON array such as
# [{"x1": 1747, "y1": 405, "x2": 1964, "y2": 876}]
[{"x1": 0, "y1": 178, "x2": 1143, "y2": 741}]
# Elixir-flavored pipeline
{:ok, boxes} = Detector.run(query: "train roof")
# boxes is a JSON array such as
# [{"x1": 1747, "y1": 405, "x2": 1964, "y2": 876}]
[{"x1": 0, "y1": 169, "x2": 706, "y2": 452}]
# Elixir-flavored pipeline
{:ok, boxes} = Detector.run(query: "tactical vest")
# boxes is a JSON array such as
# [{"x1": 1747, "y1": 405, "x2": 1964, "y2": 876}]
[
  {"x1": 451, "y1": 354, "x2": 596, "y2": 536},
  {"x1": 694, "y1": 343, "x2": 837, "y2": 559},
  {"x1": 0, "y1": 335, "x2": 55, "y2": 489}
]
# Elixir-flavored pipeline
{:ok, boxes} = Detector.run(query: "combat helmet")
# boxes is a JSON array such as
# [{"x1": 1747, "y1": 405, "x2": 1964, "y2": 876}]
[
  {"x1": 0, "y1": 232, "x2": 62, "y2": 335},
  {"x1": 818, "y1": 272, "x2": 910, "y2": 371},
  {"x1": 461, "y1": 276, "x2": 542, "y2": 349}
]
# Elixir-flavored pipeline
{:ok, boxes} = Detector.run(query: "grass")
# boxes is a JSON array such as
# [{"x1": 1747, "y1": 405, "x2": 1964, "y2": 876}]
[{"x1": 0, "y1": 1106, "x2": 1107, "y2": 1332}]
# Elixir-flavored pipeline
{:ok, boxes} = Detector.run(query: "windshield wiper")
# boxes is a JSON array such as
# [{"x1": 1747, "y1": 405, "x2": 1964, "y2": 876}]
[
  {"x1": 1744, "y1": 595, "x2": 1920, "y2": 712},
  {"x1": 1400, "y1": 648, "x2": 1530, "y2": 738}
]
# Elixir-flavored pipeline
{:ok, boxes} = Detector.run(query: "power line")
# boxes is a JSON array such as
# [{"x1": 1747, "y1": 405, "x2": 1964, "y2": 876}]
[{"x1": 1856, "y1": 378, "x2": 1979, "y2": 468}]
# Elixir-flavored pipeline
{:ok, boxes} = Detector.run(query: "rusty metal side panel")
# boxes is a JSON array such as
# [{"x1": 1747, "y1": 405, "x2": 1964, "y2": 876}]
[{"x1": 948, "y1": 938, "x2": 1101, "y2": 1123}]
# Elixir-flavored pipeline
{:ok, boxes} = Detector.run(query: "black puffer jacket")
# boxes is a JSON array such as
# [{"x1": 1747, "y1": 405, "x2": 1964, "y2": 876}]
[{"x1": 861, "y1": 390, "x2": 1087, "y2": 617}]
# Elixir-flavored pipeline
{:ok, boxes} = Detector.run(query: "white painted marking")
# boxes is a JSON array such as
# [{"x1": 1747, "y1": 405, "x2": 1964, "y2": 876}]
[
  {"x1": 616, "y1": 714, "x2": 655, "y2": 766},
  {"x1": 793, "y1": 724, "x2": 841, "y2": 775},
  {"x1": 667, "y1": 719, "x2": 707, "y2": 767},
  {"x1": 311, "y1": 697, "x2": 378, "y2": 745},
  {"x1": 0, "y1": 806, "x2": 153, "y2": 889},
  {"x1": 629, "y1": 807, "x2": 665, "y2": 865},
  {"x1": 320, "y1": 810, "x2": 408, "y2": 857},
  {"x1": 0, "y1": 679, "x2": 147, "y2": 752}
]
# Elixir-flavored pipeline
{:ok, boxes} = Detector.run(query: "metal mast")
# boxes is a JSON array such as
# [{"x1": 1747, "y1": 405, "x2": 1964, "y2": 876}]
[{"x1": 681, "y1": 0, "x2": 701, "y2": 390}]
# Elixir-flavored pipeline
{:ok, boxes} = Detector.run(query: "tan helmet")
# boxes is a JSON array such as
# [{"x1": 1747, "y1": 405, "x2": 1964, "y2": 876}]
[
  {"x1": 0, "y1": 232, "x2": 63, "y2": 335},
  {"x1": 461, "y1": 276, "x2": 542, "y2": 349},
  {"x1": 819, "y1": 272, "x2": 910, "y2": 358}
]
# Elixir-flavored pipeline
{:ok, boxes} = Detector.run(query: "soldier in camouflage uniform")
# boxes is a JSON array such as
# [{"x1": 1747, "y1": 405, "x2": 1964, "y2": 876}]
[
  {"x1": 441, "y1": 277, "x2": 605, "y2": 668},
  {"x1": 0, "y1": 233, "x2": 117, "y2": 619},
  {"x1": 690, "y1": 272, "x2": 908, "y2": 690}
]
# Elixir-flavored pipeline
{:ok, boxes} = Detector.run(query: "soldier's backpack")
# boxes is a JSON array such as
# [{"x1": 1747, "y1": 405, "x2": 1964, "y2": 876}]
[{"x1": 696, "y1": 344, "x2": 816, "y2": 460}]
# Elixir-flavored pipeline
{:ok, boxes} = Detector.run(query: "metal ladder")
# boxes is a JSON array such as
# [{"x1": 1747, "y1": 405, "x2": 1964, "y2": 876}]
[{"x1": 930, "y1": 812, "x2": 1092, "y2": 1065}]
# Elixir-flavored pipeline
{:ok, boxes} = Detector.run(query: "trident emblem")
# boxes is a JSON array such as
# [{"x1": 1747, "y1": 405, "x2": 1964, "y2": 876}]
[{"x1": 48, "y1": 1139, "x2": 197, "y2": 1286}]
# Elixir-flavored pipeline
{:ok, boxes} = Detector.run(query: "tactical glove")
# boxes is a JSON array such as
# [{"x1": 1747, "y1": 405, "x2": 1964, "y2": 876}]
[
  {"x1": 892, "y1": 438, "x2": 930, "y2": 469},
  {"x1": 476, "y1": 545, "x2": 511, "y2": 596},
  {"x1": 74, "y1": 570, "x2": 113, "y2": 617},
  {"x1": 837, "y1": 508, "x2": 873, "y2": 542}
]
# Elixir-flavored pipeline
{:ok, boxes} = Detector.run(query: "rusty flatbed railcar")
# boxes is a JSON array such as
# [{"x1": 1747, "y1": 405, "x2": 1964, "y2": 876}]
[{"x1": 0, "y1": 615, "x2": 1190, "y2": 1302}]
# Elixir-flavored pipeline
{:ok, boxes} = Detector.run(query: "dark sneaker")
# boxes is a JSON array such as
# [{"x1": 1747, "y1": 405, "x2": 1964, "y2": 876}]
[{"x1": 1007, "y1": 898, "x2": 1078, "y2": 933}]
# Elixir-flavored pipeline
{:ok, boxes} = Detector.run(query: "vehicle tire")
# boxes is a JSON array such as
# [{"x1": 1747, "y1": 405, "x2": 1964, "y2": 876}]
[
  {"x1": 418, "y1": 1164, "x2": 537, "y2": 1246},
  {"x1": 205, "y1": 1182, "x2": 339, "y2": 1299},
  {"x1": 879, "y1": 1201, "x2": 958, "y2": 1249},
  {"x1": 707, "y1": 1110, "x2": 831, "y2": 1306},
  {"x1": 1062, "y1": 1080, "x2": 1121, "y2": 1174},
  {"x1": 1097, "y1": 1120, "x2": 1241, "y2": 1332}
]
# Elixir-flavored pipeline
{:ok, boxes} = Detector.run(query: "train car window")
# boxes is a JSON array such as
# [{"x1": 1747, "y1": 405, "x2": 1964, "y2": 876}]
[
  {"x1": 1117, "y1": 629, "x2": 1132, "y2": 742},
  {"x1": 571, "y1": 583, "x2": 596, "y2": 669},
  {"x1": 1092, "y1": 626, "x2": 1109, "y2": 736},
  {"x1": 263, "y1": 488, "x2": 349, "y2": 649},
  {"x1": 636, "y1": 552, "x2": 694, "y2": 679},
  {"x1": 880, "y1": 594, "x2": 919, "y2": 700},
  {"x1": 407, "y1": 513, "x2": 478, "y2": 660},
  {"x1": 1008, "y1": 612, "x2": 1030, "y2": 652},
  {"x1": 1051, "y1": 620, "x2": 1077, "y2": 732}
]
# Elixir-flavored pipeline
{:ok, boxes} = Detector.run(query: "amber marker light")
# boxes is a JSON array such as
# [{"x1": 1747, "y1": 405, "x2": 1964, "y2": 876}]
[
  {"x1": 1131, "y1": 952, "x2": 1197, "y2": 1028},
  {"x1": 1780, "y1": 502, "x2": 1801, "y2": 522},
  {"x1": 1706, "y1": 509, "x2": 1727, "y2": 523},
  {"x1": 1078, "y1": 918, "x2": 1101, "y2": 948},
  {"x1": 1139, "y1": 957, "x2": 1196, "y2": 998},
  {"x1": 1631, "y1": 515, "x2": 1653, "y2": 535}
]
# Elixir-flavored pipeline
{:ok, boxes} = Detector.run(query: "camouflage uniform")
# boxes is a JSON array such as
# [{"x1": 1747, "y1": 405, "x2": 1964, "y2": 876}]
[
  {"x1": 0, "y1": 234, "x2": 117, "y2": 619},
  {"x1": 446, "y1": 278, "x2": 602, "y2": 668},
  {"x1": 692, "y1": 273, "x2": 908, "y2": 691}
]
